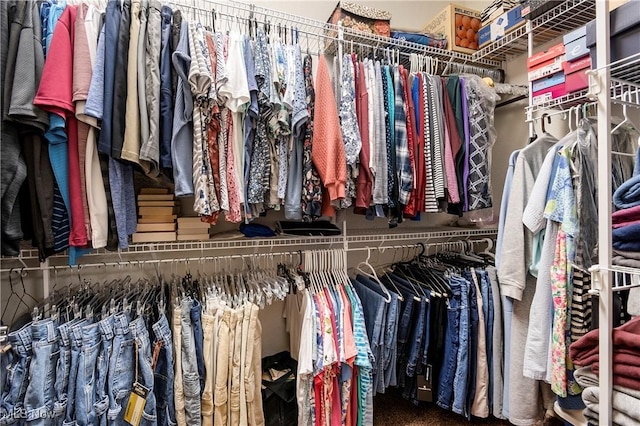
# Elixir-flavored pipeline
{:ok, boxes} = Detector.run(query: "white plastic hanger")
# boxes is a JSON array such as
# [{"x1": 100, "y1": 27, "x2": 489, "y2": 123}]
[
  {"x1": 612, "y1": 91, "x2": 640, "y2": 136},
  {"x1": 355, "y1": 247, "x2": 391, "y2": 303}
]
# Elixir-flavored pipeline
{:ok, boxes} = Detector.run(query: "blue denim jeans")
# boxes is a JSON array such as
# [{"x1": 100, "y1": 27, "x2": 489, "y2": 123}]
[
  {"x1": 64, "y1": 319, "x2": 90, "y2": 425},
  {"x1": 436, "y1": 287, "x2": 461, "y2": 411},
  {"x1": 181, "y1": 299, "x2": 201, "y2": 424},
  {"x1": 384, "y1": 292, "x2": 400, "y2": 388},
  {"x1": 24, "y1": 320, "x2": 59, "y2": 425},
  {"x1": 190, "y1": 301, "x2": 205, "y2": 395},
  {"x1": 107, "y1": 313, "x2": 134, "y2": 423},
  {"x1": 381, "y1": 274, "x2": 415, "y2": 390},
  {"x1": 129, "y1": 317, "x2": 158, "y2": 425},
  {"x1": 53, "y1": 319, "x2": 80, "y2": 425},
  {"x1": 152, "y1": 314, "x2": 176, "y2": 426},
  {"x1": 421, "y1": 290, "x2": 432, "y2": 367},
  {"x1": 406, "y1": 297, "x2": 426, "y2": 379},
  {"x1": 0, "y1": 323, "x2": 32, "y2": 426},
  {"x1": 478, "y1": 270, "x2": 494, "y2": 409},
  {"x1": 452, "y1": 276, "x2": 471, "y2": 415},
  {"x1": 352, "y1": 278, "x2": 387, "y2": 395},
  {"x1": 75, "y1": 322, "x2": 102, "y2": 425},
  {"x1": 465, "y1": 272, "x2": 480, "y2": 419},
  {"x1": 94, "y1": 316, "x2": 114, "y2": 426}
]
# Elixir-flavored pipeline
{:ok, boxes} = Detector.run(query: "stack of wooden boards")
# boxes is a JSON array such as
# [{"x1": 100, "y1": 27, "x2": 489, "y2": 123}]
[
  {"x1": 132, "y1": 188, "x2": 211, "y2": 243},
  {"x1": 132, "y1": 188, "x2": 179, "y2": 243},
  {"x1": 176, "y1": 217, "x2": 211, "y2": 241}
]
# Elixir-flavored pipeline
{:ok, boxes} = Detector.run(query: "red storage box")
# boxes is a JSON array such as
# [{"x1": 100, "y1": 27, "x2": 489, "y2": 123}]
[
  {"x1": 563, "y1": 56, "x2": 591, "y2": 93},
  {"x1": 527, "y1": 43, "x2": 565, "y2": 69}
]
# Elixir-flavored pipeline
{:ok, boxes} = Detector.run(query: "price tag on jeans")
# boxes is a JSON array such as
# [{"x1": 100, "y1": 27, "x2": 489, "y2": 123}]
[{"x1": 124, "y1": 382, "x2": 150, "y2": 426}]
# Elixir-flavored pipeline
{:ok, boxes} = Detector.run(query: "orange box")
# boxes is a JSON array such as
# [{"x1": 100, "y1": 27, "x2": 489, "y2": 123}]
[{"x1": 421, "y1": 4, "x2": 482, "y2": 54}]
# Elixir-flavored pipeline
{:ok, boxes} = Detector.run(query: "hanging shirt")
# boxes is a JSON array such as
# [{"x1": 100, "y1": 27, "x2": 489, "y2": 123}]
[
  {"x1": 171, "y1": 19, "x2": 195, "y2": 197},
  {"x1": 393, "y1": 65, "x2": 412, "y2": 206}
]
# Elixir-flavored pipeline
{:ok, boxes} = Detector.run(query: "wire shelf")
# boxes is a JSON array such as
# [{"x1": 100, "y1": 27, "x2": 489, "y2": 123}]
[
  {"x1": 188, "y1": 0, "x2": 501, "y2": 70},
  {"x1": 526, "y1": 89, "x2": 589, "y2": 115},
  {"x1": 0, "y1": 227, "x2": 498, "y2": 271},
  {"x1": 530, "y1": 0, "x2": 596, "y2": 42},
  {"x1": 591, "y1": 265, "x2": 640, "y2": 293},
  {"x1": 473, "y1": 0, "x2": 596, "y2": 62},
  {"x1": 473, "y1": 24, "x2": 529, "y2": 62},
  {"x1": 587, "y1": 53, "x2": 640, "y2": 108}
]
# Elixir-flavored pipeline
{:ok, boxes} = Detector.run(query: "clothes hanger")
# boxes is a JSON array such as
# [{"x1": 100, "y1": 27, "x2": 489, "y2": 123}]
[
  {"x1": 355, "y1": 247, "x2": 391, "y2": 303},
  {"x1": 612, "y1": 91, "x2": 640, "y2": 136}
]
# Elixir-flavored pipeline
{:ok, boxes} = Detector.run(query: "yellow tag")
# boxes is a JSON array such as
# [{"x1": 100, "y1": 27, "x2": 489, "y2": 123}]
[{"x1": 123, "y1": 383, "x2": 149, "y2": 426}]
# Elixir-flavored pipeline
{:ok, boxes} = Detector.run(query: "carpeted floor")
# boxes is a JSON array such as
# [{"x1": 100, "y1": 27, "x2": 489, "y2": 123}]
[{"x1": 373, "y1": 389, "x2": 511, "y2": 425}]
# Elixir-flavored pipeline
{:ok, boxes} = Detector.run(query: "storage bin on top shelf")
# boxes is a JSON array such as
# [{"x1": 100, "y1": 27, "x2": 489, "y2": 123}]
[
  {"x1": 421, "y1": 4, "x2": 482, "y2": 54},
  {"x1": 585, "y1": 0, "x2": 640, "y2": 75}
]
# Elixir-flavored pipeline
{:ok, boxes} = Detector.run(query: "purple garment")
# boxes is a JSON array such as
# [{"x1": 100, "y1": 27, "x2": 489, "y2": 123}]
[{"x1": 459, "y1": 78, "x2": 470, "y2": 212}]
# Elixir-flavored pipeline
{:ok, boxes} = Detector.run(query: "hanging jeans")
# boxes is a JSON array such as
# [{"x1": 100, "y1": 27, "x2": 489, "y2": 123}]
[
  {"x1": 153, "y1": 314, "x2": 177, "y2": 426},
  {"x1": 107, "y1": 313, "x2": 134, "y2": 423},
  {"x1": 189, "y1": 301, "x2": 205, "y2": 396},
  {"x1": 95, "y1": 316, "x2": 115, "y2": 426},
  {"x1": 1, "y1": 324, "x2": 32, "y2": 425},
  {"x1": 74, "y1": 322, "x2": 101, "y2": 425},
  {"x1": 24, "y1": 320, "x2": 58, "y2": 425},
  {"x1": 129, "y1": 317, "x2": 158, "y2": 425},
  {"x1": 53, "y1": 319, "x2": 81, "y2": 425},
  {"x1": 181, "y1": 299, "x2": 201, "y2": 425},
  {"x1": 452, "y1": 276, "x2": 471, "y2": 416},
  {"x1": 66, "y1": 319, "x2": 90, "y2": 425},
  {"x1": 436, "y1": 285, "x2": 461, "y2": 411}
]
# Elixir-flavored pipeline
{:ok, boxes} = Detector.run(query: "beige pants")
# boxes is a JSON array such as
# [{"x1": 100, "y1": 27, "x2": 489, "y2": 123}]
[
  {"x1": 201, "y1": 313, "x2": 215, "y2": 426},
  {"x1": 214, "y1": 310, "x2": 231, "y2": 425},
  {"x1": 173, "y1": 306, "x2": 186, "y2": 426},
  {"x1": 247, "y1": 306, "x2": 264, "y2": 426},
  {"x1": 239, "y1": 304, "x2": 252, "y2": 426},
  {"x1": 229, "y1": 308, "x2": 244, "y2": 426},
  {"x1": 121, "y1": 0, "x2": 141, "y2": 164}
]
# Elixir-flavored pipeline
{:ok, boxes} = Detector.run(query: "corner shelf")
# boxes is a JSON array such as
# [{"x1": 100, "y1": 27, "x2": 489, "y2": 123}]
[{"x1": 473, "y1": 0, "x2": 597, "y2": 62}]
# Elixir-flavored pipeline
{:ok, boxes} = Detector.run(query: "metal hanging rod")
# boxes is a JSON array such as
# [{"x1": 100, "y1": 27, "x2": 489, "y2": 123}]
[
  {"x1": 168, "y1": 0, "x2": 501, "y2": 69},
  {"x1": 0, "y1": 249, "x2": 311, "y2": 273}
]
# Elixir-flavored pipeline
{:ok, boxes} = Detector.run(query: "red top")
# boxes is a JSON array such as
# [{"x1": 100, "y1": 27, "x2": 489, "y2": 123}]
[{"x1": 34, "y1": 5, "x2": 88, "y2": 247}]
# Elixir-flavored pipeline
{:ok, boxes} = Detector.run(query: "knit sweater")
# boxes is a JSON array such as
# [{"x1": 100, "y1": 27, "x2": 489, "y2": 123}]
[{"x1": 312, "y1": 56, "x2": 346, "y2": 202}]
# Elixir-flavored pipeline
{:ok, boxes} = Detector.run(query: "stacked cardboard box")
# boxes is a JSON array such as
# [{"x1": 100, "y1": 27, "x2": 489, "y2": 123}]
[
  {"x1": 132, "y1": 188, "x2": 178, "y2": 243},
  {"x1": 176, "y1": 217, "x2": 211, "y2": 241}
]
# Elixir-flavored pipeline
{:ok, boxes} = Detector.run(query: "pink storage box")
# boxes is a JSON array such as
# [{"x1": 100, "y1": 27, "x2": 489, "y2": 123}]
[
  {"x1": 565, "y1": 71, "x2": 589, "y2": 92},
  {"x1": 527, "y1": 43, "x2": 565, "y2": 69},
  {"x1": 532, "y1": 82, "x2": 568, "y2": 105},
  {"x1": 563, "y1": 56, "x2": 591, "y2": 93}
]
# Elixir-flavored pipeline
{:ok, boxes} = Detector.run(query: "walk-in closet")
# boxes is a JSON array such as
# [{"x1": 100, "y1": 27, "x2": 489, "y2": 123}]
[{"x1": 1, "y1": 0, "x2": 638, "y2": 424}]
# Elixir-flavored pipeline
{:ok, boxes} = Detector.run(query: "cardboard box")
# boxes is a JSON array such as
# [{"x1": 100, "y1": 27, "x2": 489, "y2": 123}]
[
  {"x1": 527, "y1": 43, "x2": 565, "y2": 69},
  {"x1": 532, "y1": 71, "x2": 566, "y2": 92},
  {"x1": 563, "y1": 55, "x2": 591, "y2": 74},
  {"x1": 527, "y1": 56, "x2": 565, "y2": 81},
  {"x1": 422, "y1": 4, "x2": 482, "y2": 54},
  {"x1": 565, "y1": 70, "x2": 589, "y2": 93},
  {"x1": 563, "y1": 56, "x2": 592, "y2": 93},
  {"x1": 586, "y1": 1, "x2": 640, "y2": 67},
  {"x1": 532, "y1": 83, "x2": 568, "y2": 105},
  {"x1": 564, "y1": 26, "x2": 589, "y2": 62},
  {"x1": 478, "y1": 5, "x2": 525, "y2": 48}
]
